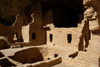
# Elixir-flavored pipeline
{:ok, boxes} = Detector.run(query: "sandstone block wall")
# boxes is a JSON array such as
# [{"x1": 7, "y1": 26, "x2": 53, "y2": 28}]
[
  {"x1": 0, "y1": 1, "x2": 46, "y2": 46},
  {"x1": 0, "y1": 14, "x2": 29, "y2": 43},
  {"x1": 29, "y1": 2, "x2": 46, "y2": 45},
  {"x1": 14, "y1": 48, "x2": 43, "y2": 63},
  {"x1": 47, "y1": 27, "x2": 79, "y2": 50}
]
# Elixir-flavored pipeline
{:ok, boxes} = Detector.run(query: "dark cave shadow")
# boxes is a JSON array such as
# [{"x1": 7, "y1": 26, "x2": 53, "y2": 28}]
[
  {"x1": 0, "y1": 52, "x2": 4, "y2": 58},
  {"x1": 0, "y1": 58, "x2": 16, "y2": 67},
  {"x1": 8, "y1": 56, "x2": 14, "y2": 60}
]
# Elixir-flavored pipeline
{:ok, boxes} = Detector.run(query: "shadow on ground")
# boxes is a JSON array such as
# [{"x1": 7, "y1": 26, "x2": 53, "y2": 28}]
[{"x1": 0, "y1": 58, "x2": 16, "y2": 67}]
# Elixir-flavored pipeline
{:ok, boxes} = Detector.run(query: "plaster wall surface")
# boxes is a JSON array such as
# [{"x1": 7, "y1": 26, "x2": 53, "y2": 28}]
[{"x1": 22, "y1": 24, "x2": 30, "y2": 42}]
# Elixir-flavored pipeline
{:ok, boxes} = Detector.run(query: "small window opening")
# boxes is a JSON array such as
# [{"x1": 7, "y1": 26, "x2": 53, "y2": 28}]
[
  {"x1": 50, "y1": 34, "x2": 53, "y2": 42},
  {"x1": 32, "y1": 33, "x2": 35, "y2": 39},
  {"x1": 13, "y1": 32, "x2": 17, "y2": 41},
  {"x1": 67, "y1": 34, "x2": 72, "y2": 43},
  {"x1": 23, "y1": 19, "x2": 26, "y2": 25},
  {"x1": 48, "y1": 57, "x2": 50, "y2": 60},
  {"x1": 54, "y1": 54, "x2": 58, "y2": 57}
]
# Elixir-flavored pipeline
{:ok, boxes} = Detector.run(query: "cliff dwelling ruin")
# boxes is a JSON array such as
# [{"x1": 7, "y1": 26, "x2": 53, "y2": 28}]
[{"x1": 0, "y1": 0, "x2": 100, "y2": 67}]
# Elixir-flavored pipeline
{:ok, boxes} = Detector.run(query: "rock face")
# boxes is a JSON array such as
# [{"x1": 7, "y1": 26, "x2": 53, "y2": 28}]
[
  {"x1": 83, "y1": 0, "x2": 100, "y2": 31},
  {"x1": 76, "y1": 0, "x2": 100, "y2": 67},
  {"x1": 14, "y1": 48, "x2": 43, "y2": 63}
]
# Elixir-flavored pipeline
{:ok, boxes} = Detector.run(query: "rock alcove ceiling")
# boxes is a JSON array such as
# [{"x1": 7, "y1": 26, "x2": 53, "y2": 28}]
[
  {"x1": 42, "y1": 0, "x2": 83, "y2": 27},
  {"x1": 0, "y1": 0, "x2": 83, "y2": 27}
]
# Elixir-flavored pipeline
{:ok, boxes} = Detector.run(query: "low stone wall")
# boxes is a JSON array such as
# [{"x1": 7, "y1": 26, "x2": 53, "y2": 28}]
[
  {"x1": 0, "y1": 36, "x2": 10, "y2": 49},
  {"x1": 17, "y1": 56, "x2": 62, "y2": 67},
  {"x1": 14, "y1": 48, "x2": 43, "y2": 64}
]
